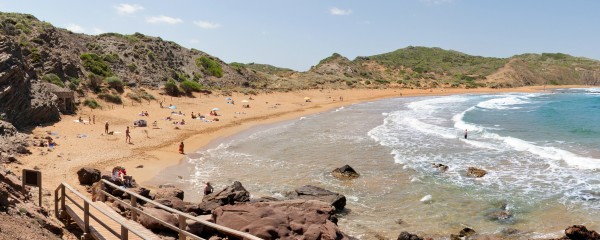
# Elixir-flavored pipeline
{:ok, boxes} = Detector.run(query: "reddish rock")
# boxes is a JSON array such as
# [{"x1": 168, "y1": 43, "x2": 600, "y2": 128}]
[
  {"x1": 331, "y1": 165, "x2": 360, "y2": 180},
  {"x1": 292, "y1": 185, "x2": 346, "y2": 211},
  {"x1": 138, "y1": 207, "x2": 178, "y2": 231},
  {"x1": 198, "y1": 181, "x2": 250, "y2": 214},
  {"x1": 564, "y1": 225, "x2": 600, "y2": 240},
  {"x1": 211, "y1": 199, "x2": 350, "y2": 240}
]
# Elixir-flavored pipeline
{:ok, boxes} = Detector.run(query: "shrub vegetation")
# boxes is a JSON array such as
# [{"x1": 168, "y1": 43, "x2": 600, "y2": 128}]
[
  {"x1": 83, "y1": 98, "x2": 100, "y2": 109},
  {"x1": 80, "y1": 53, "x2": 113, "y2": 77},
  {"x1": 42, "y1": 73, "x2": 64, "y2": 87},
  {"x1": 195, "y1": 56, "x2": 223, "y2": 78}
]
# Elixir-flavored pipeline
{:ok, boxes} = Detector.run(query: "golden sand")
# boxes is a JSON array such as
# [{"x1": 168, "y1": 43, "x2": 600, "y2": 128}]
[{"x1": 12, "y1": 85, "x2": 581, "y2": 194}]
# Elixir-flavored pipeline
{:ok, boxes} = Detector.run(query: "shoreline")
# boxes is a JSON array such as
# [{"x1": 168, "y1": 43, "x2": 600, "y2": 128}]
[{"x1": 12, "y1": 85, "x2": 587, "y2": 194}]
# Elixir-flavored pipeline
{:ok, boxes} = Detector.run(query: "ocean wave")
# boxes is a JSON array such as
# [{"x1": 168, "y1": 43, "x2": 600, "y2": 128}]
[
  {"x1": 407, "y1": 95, "x2": 468, "y2": 112},
  {"x1": 452, "y1": 106, "x2": 484, "y2": 133},
  {"x1": 482, "y1": 132, "x2": 600, "y2": 170},
  {"x1": 476, "y1": 95, "x2": 531, "y2": 110}
]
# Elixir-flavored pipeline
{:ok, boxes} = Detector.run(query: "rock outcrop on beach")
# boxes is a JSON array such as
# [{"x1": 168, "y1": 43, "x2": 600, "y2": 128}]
[
  {"x1": 154, "y1": 184, "x2": 185, "y2": 200},
  {"x1": 332, "y1": 164, "x2": 360, "y2": 180},
  {"x1": 289, "y1": 185, "x2": 346, "y2": 211},
  {"x1": 77, "y1": 167, "x2": 101, "y2": 185},
  {"x1": 211, "y1": 199, "x2": 350, "y2": 240},
  {"x1": 197, "y1": 181, "x2": 250, "y2": 214}
]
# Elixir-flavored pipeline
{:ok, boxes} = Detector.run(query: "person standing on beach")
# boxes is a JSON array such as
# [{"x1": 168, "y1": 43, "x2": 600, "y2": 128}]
[
  {"x1": 464, "y1": 129, "x2": 468, "y2": 139},
  {"x1": 126, "y1": 126, "x2": 131, "y2": 143},
  {"x1": 105, "y1": 121, "x2": 109, "y2": 134},
  {"x1": 93, "y1": 115, "x2": 96, "y2": 124},
  {"x1": 204, "y1": 182, "x2": 214, "y2": 195},
  {"x1": 179, "y1": 142, "x2": 184, "y2": 154}
]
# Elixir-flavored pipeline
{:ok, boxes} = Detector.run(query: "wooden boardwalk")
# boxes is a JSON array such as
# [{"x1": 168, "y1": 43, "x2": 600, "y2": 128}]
[
  {"x1": 56, "y1": 180, "x2": 262, "y2": 240},
  {"x1": 64, "y1": 201, "x2": 160, "y2": 240}
]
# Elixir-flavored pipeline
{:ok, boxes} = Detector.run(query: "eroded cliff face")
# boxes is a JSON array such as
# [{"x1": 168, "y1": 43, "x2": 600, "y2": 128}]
[{"x1": 0, "y1": 36, "x2": 59, "y2": 129}]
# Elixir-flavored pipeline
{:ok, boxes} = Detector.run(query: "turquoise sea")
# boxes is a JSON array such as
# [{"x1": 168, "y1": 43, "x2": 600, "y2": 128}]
[{"x1": 154, "y1": 88, "x2": 600, "y2": 239}]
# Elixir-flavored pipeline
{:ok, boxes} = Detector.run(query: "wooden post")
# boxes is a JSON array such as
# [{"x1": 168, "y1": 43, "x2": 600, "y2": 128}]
[
  {"x1": 131, "y1": 195, "x2": 137, "y2": 221},
  {"x1": 121, "y1": 226, "x2": 128, "y2": 240},
  {"x1": 84, "y1": 202, "x2": 90, "y2": 237},
  {"x1": 60, "y1": 186, "x2": 66, "y2": 213},
  {"x1": 178, "y1": 214, "x2": 186, "y2": 240},
  {"x1": 54, "y1": 187, "x2": 59, "y2": 218},
  {"x1": 100, "y1": 181, "x2": 106, "y2": 202}
]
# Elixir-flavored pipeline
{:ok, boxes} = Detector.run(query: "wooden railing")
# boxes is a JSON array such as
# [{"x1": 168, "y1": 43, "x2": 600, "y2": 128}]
[
  {"x1": 54, "y1": 182, "x2": 150, "y2": 239},
  {"x1": 98, "y1": 179, "x2": 262, "y2": 240}
]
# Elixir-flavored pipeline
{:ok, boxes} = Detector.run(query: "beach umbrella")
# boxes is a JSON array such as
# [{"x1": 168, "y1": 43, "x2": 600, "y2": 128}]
[
  {"x1": 304, "y1": 97, "x2": 311, "y2": 100},
  {"x1": 212, "y1": 107, "x2": 220, "y2": 111},
  {"x1": 225, "y1": 97, "x2": 232, "y2": 100},
  {"x1": 241, "y1": 100, "x2": 249, "y2": 103}
]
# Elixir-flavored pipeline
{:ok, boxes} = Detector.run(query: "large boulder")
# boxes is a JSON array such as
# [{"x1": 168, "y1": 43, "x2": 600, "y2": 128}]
[
  {"x1": 331, "y1": 165, "x2": 360, "y2": 180},
  {"x1": 155, "y1": 196, "x2": 201, "y2": 214},
  {"x1": 564, "y1": 225, "x2": 600, "y2": 240},
  {"x1": 198, "y1": 181, "x2": 250, "y2": 214},
  {"x1": 212, "y1": 199, "x2": 351, "y2": 240},
  {"x1": 291, "y1": 185, "x2": 346, "y2": 211},
  {"x1": 138, "y1": 207, "x2": 178, "y2": 231},
  {"x1": 467, "y1": 167, "x2": 487, "y2": 178},
  {"x1": 154, "y1": 186, "x2": 184, "y2": 200},
  {"x1": 77, "y1": 167, "x2": 101, "y2": 185}
]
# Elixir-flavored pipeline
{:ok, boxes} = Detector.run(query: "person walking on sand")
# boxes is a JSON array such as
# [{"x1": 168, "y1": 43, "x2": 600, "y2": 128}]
[
  {"x1": 179, "y1": 142, "x2": 184, "y2": 154},
  {"x1": 126, "y1": 126, "x2": 131, "y2": 143},
  {"x1": 204, "y1": 181, "x2": 214, "y2": 196},
  {"x1": 105, "y1": 121, "x2": 109, "y2": 134},
  {"x1": 93, "y1": 115, "x2": 96, "y2": 124},
  {"x1": 464, "y1": 129, "x2": 468, "y2": 139}
]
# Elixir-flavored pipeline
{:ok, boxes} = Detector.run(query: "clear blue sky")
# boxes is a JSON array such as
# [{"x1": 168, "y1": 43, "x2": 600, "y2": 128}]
[{"x1": 2, "y1": 0, "x2": 599, "y2": 71}]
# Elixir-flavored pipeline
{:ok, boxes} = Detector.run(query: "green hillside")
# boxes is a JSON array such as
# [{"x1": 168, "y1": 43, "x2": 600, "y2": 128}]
[
  {"x1": 367, "y1": 46, "x2": 508, "y2": 76},
  {"x1": 230, "y1": 62, "x2": 294, "y2": 75}
]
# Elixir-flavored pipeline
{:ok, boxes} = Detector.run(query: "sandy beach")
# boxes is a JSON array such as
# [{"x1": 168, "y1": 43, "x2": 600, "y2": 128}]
[{"x1": 11, "y1": 85, "x2": 579, "y2": 199}]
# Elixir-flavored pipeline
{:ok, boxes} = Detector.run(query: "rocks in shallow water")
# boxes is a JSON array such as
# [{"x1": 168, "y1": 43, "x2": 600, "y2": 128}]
[
  {"x1": 397, "y1": 231, "x2": 423, "y2": 240},
  {"x1": 459, "y1": 227, "x2": 476, "y2": 237},
  {"x1": 331, "y1": 164, "x2": 360, "y2": 180},
  {"x1": 292, "y1": 185, "x2": 346, "y2": 211},
  {"x1": 486, "y1": 202, "x2": 514, "y2": 223},
  {"x1": 466, "y1": 167, "x2": 487, "y2": 178},
  {"x1": 432, "y1": 163, "x2": 448, "y2": 172},
  {"x1": 564, "y1": 225, "x2": 600, "y2": 240},
  {"x1": 500, "y1": 228, "x2": 519, "y2": 236}
]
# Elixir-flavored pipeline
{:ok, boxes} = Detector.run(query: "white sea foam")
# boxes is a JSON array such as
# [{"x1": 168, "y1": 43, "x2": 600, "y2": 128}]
[
  {"x1": 407, "y1": 95, "x2": 468, "y2": 112},
  {"x1": 452, "y1": 106, "x2": 483, "y2": 132},
  {"x1": 335, "y1": 106, "x2": 345, "y2": 112},
  {"x1": 402, "y1": 117, "x2": 456, "y2": 139},
  {"x1": 482, "y1": 132, "x2": 600, "y2": 169},
  {"x1": 476, "y1": 95, "x2": 530, "y2": 110}
]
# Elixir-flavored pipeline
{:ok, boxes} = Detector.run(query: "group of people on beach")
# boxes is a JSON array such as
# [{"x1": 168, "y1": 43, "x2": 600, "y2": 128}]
[{"x1": 78, "y1": 115, "x2": 95, "y2": 124}]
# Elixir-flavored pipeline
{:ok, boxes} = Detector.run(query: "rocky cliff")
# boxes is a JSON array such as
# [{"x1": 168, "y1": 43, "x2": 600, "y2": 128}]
[{"x1": 0, "y1": 35, "x2": 59, "y2": 129}]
